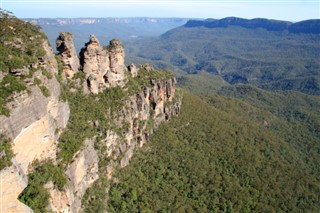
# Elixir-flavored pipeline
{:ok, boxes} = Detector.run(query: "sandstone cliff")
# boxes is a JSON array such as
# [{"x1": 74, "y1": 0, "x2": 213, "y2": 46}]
[
  {"x1": 52, "y1": 34, "x2": 181, "y2": 212},
  {"x1": 78, "y1": 35, "x2": 127, "y2": 94},
  {"x1": 0, "y1": 18, "x2": 181, "y2": 213},
  {"x1": 0, "y1": 36, "x2": 70, "y2": 212},
  {"x1": 47, "y1": 66, "x2": 181, "y2": 213}
]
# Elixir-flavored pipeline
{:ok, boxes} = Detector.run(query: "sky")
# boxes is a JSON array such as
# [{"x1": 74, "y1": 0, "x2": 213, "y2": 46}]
[{"x1": 1, "y1": 0, "x2": 319, "y2": 21}]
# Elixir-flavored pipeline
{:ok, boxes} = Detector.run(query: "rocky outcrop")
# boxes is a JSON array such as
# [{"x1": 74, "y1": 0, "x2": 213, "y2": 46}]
[
  {"x1": 79, "y1": 35, "x2": 110, "y2": 94},
  {"x1": 78, "y1": 36, "x2": 128, "y2": 94},
  {"x1": 0, "y1": 39, "x2": 70, "y2": 213},
  {"x1": 56, "y1": 32, "x2": 80, "y2": 78},
  {"x1": 1, "y1": 27, "x2": 180, "y2": 213},
  {"x1": 104, "y1": 39, "x2": 128, "y2": 87},
  {"x1": 128, "y1": 63, "x2": 138, "y2": 77},
  {"x1": 55, "y1": 33, "x2": 130, "y2": 93},
  {"x1": 0, "y1": 159, "x2": 31, "y2": 213},
  {"x1": 103, "y1": 77, "x2": 180, "y2": 170},
  {"x1": 45, "y1": 73, "x2": 181, "y2": 212},
  {"x1": 48, "y1": 139, "x2": 99, "y2": 212}
]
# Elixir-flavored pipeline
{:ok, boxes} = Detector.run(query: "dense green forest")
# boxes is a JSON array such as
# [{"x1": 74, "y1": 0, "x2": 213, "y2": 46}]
[{"x1": 108, "y1": 90, "x2": 320, "y2": 212}]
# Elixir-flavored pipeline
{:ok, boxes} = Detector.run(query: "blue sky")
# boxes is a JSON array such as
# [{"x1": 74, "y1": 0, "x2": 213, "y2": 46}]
[{"x1": 1, "y1": 0, "x2": 319, "y2": 21}]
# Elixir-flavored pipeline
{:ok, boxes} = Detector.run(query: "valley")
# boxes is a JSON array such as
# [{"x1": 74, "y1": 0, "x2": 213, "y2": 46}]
[{"x1": 1, "y1": 11, "x2": 319, "y2": 212}]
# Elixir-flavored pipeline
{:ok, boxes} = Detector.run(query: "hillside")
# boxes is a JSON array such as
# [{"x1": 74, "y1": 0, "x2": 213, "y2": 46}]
[
  {"x1": 108, "y1": 91, "x2": 320, "y2": 212},
  {"x1": 107, "y1": 17, "x2": 320, "y2": 212},
  {"x1": 125, "y1": 17, "x2": 320, "y2": 95}
]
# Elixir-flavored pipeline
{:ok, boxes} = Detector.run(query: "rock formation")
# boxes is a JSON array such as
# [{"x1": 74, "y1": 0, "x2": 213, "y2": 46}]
[
  {"x1": 78, "y1": 35, "x2": 128, "y2": 94},
  {"x1": 56, "y1": 32, "x2": 80, "y2": 78},
  {"x1": 79, "y1": 35, "x2": 110, "y2": 94},
  {"x1": 128, "y1": 63, "x2": 138, "y2": 77},
  {"x1": 0, "y1": 39, "x2": 70, "y2": 213},
  {"x1": 104, "y1": 39, "x2": 128, "y2": 87},
  {"x1": 1, "y1": 28, "x2": 180, "y2": 213}
]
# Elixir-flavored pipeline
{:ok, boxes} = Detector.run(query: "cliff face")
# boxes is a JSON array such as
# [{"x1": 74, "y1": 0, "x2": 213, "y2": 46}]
[
  {"x1": 1, "y1": 16, "x2": 181, "y2": 213},
  {"x1": 49, "y1": 34, "x2": 181, "y2": 212},
  {"x1": 0, "y1": 38, "x2": 70, "y2": 212}
]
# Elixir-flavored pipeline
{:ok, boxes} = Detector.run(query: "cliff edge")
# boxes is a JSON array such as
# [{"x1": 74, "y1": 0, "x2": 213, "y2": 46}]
[{"x1": 0, "y1": 11, "x2": 181, "y2": 213}]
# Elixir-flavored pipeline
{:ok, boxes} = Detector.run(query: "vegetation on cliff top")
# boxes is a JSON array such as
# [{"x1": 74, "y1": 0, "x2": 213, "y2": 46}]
[
  {"x1": 0, "y1": 9, "x2": 46, "y2": 72},
  {"x1": 58, "y1": 67, "x2": 174, "y2": 166},
  {"x1": 0, "y1": 9, "x2": 48, "y2": 116}
]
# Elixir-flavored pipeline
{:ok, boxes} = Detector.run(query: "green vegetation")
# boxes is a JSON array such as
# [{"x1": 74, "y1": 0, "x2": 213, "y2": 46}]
[
  {"x1": 39, "y1": 85, "x2": 50, "y2": 97},
  {"x1": 0, "y1": 134, "x2": 14, "y2": 170},
  {"x1": 82, "y1": 176, "x2": 109, "y2": 213},
  {"x1": 42, "y1": 69, "x2": 53, "y2": 79},
  {"x1": 0, "y1": 74, "x2": 27, "y2": 116},
  {"x1": 18, "y1": 160, "x2": 67, "y2": 213},
  {"x1": 127, "y1": 68, "x2": 174, "y2": 95},
  {"x1": 57, "y1": 67, "x2": 174, "y2": 166},
  {"x1": 108, "y1": 91, "x2": 320, "y2": 212},
  {"x1": 0, "y1": 9, "x2": 46, "y2": 72},
  {"x1": 126, "y1": 23, "x2": 320, "y2": 95},
  {"x1": 0, "y1": 9, "x2": 48, "y2": 115},
  {"x1": 177, "y1": 71, "x2": 227, "y2": 95},
  {"x1": 216, "y1": 84, "x2": 320, "y2": 176}
]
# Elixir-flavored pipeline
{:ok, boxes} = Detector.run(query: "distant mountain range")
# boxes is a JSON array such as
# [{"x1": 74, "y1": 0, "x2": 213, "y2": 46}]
[
  {"x1": 25, "y1": 17, "x2": 190, "y2": 26},
  {"x1": 125, "y1": 17, "x2": 320, "y2": 95},
  {"x1": 29, "y1": 16, "x2": 320, "y2": 95},
  {"x1": 185, "y1": 17, "x2": 320, "y2": 34},
  {"x1": 24, "y1": 18, "x2": 190, "y2": 50}
]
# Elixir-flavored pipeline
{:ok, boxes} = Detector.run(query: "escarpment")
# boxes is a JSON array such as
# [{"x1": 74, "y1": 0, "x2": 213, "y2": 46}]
[
  {"x1": 49, "y1": 34, "x2": 181, "y2": 211},
  {"x1": 0, "y1": 15, "x2": 69, "y2": 212},
  {"x1": 1, "y1": 15, "x2": 181, "y2": 213}
]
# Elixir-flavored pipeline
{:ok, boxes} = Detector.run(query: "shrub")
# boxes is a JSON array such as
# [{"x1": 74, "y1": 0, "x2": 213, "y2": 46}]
[{"x1": 0, "y1": 134, "x2": 14, "y2": 170}]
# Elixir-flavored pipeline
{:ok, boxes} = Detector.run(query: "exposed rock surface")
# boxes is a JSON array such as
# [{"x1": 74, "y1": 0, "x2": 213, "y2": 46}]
[
  {"x1": 78, "y1": 36, "x2": 128, "y2": 93},
  {"x1": 1, "y1": 30, "x2": 181, "y2": 213},
  {"x1": 48, "y1": 139, "x2": 99, "y2": 212},
  {"x1": 104, "y1": 39, "x2": 128, "y2": 87},
  {"x1": 56, "y1": 34, "x2": 128, "y2": 93},
  {"x1": 79, "y1": 35, "x2": 110, "y2": 94},
  {"x1": 0, "y1": 39, "x2": 70, "y2": 213},
  {"x1": 140, "y1": 63, "x2": 155, "y2": 71},
  {"x1": 0, "y1": 160, "x2": 31, "y2": 213},
  {"x1": 46, "y1": 75, "x2": 181, "y2": 212},
  {"x1": 128, "y1": 63, "x2": 138, "y2": 78},
  {"x1": 104, "y1": 77, "x2": 180, "y2": 170},
  {"x1": 56, "y1": 32, "x2": 80, "y2": 78}
]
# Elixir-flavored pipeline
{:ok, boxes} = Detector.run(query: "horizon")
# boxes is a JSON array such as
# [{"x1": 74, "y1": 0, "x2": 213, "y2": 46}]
[
  {"x1": 22, "y1": 16, "x2": 320, "y2": 23},
  {"x1": 1, "y1": 0, "x2": 319, "y2": 22}
]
